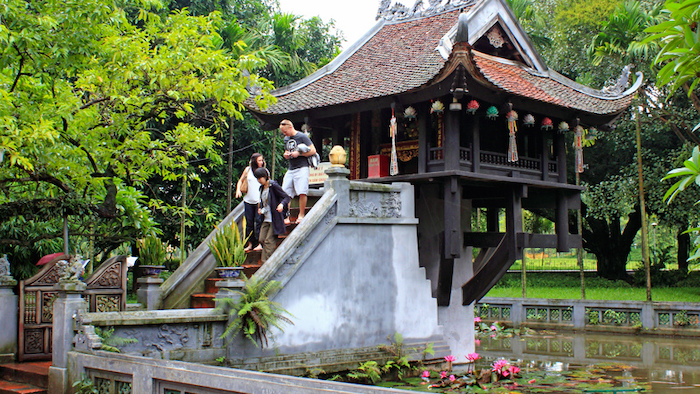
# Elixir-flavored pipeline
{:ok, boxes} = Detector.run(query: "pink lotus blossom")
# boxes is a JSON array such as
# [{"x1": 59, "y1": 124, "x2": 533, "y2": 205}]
[
  {"x1": 509, "y1": 366, "x2": 520, "y2": 375},
  {"x1": 490, "y1": 325, "x2": 497, "y2": 331},
  {"x1": 475, "y1": 339, "x2": 481, "y2": 346},
  {"x1": 474, "y1": 317, "x2": 482, "y2": 323},
  {"x1": 440, "y1": 371, "x2": 447, "y2": 379},
  {"x1": 466, "y1": 353, "x2": 480, "y2": 362},
  {"x1": 449, "y1": 375, "x2": 456, "y2": 382},
  {"x1": 422, "y1": 370, "x2": 430, "y2": 378},
  {"x1": 528, "y1": 379, "x2": 536, "y2": 384},
  {"x1": 444, "y1": 355, "x2": 456, "y2": 362}
]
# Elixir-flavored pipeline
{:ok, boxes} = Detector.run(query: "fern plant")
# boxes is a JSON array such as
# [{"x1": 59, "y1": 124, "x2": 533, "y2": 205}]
[
  {"x1": 216, "y1": 276, "x2": 293, "y2": 347},
  {"x1": 209, "y1": 220, "x2": 249, "y2": 267},
  {"x1": 95, "y1": 326, "x2": 138, "y2": 352}
]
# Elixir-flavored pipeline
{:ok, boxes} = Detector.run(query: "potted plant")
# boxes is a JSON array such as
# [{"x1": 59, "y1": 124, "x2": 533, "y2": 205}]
[
  {"x1": 209, "y1": 220, "x2": 248, "y2": 278},
  {"x1": 136, "y1": 234, "x2": 167, "y2": 276}
]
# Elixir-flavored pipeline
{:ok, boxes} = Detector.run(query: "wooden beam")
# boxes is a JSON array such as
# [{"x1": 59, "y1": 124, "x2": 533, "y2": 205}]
[
  {"x1": 437, "y1": 232, "x2": 455, "y2": 306},
  {"x1": 464, "y1": 232, "x2": 506, "y2": 247},
  {"x1": 444, "y1": 177, "x2": 461, "y2": 258}
]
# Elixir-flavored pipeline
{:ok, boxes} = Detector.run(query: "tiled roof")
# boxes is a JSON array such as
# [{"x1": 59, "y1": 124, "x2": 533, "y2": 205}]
[
  {"x1": 248, "y1": 9, "x2": 637, "y2": 117},
  {"x1": 471, "y1": 53, "x2": 635, "y2": 115},
  {"x1": 249, "y1": 10, "x2": 458, "y2": 115}
]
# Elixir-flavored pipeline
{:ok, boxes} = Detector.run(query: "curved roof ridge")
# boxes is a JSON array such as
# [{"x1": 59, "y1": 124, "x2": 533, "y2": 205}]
[
  {"x1": 271, "y1": 19, "x2": 386, "y2": 97},
  {"x1": 472, "y1": 51, "x2": 643, "y2": 101}
]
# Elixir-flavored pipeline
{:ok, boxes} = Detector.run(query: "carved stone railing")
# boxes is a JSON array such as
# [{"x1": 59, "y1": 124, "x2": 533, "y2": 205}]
[{"x1": 477, "y1": 297, "x2": 700, "y2": 335}]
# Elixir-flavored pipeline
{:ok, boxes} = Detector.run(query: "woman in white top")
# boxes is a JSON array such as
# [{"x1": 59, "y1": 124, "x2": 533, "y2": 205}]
[{"x1": 235, "y1": 153, "x2": 265, "y2": 251}]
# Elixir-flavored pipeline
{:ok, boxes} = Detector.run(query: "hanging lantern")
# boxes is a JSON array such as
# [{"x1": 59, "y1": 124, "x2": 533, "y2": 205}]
[
  {"x1": 404, "y1": 106, "x2": 417, "y2": 120},
  {"x1": 449, "y1": 97, "x2": 462, "y2": 111},
  {"x1": 486, "y1": 105, "x2": 499, "y2": 120},
  {"x1": 541, "y1": 117, "x2": 553, "y2": 130},
  {"x1": 506, "y1": 110, "x2": 519, "y2": 162},
  {"x1": 466, "y1": 99, "x2": 480, "y2": 114},
  {"x1": 574, "y1": 125, "x2": 584, "y2": 173},
  {"x1": 558, "y1": 121, "x2": 569, "y2": 133},
  {"x1": 523, "y1": 114, "x2": 535, "y2": 127},
  {"x1": 431, "y1": 100, "x2": 445, "y2": 114}
]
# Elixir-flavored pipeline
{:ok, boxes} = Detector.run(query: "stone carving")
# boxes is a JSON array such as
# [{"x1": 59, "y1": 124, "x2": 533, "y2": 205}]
[
  {"x1": 92, "y1": 262, "x2": 122, "y2": 288},
  {"x1": 41, "y1": 292, "x2": 57, "y2": 323},
  {"x1": 74, "y1": 324, "x2": 103, "y2": 352},
  {"x1": 486, "y1": 27, "x2": 505, "y2": 48},
  {"x1": 349, "y1": 192, "x2": 402, "y2": 218},
  {"x1": 0, "y1": 254, "x2": 16, "y2": 286},
  {"x1": 34, "y1": 265, "x2": 61, "y2": 286},
  {"x1": 57, "y1": 255, "x2": 85, "y2": 281},
  {"x1": 96, "y1": 295, "x2": 122, "y2": 312},
  {"x1": 377, "y1": 0, "x2": 476, "y2": 21},
  {"x1": 601, "y1": 64, "x2": 633, "y2": 96},
  {"x1": 24, "y1": 329, "x2": 44, "y2": 354},
  {"x1": 155, "y1": 324, "x2": 189, "y2": 350}
]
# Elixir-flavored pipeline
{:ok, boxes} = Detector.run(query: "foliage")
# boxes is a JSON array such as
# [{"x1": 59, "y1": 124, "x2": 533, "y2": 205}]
[
  {"x1": 137, "y1": 234, "x2": 168, "y2": 266},
  {"x1": 94, "y1": 326, "x2": 138, "y2": 353},
  {"x1": 662, "y1": 146, "x2": 700, "y2": 203},
  {"x1": 72, "y1": 373, "x2": 98, "y2": 394},
  {"x1": 348, "y1": 361, "x2": 383, "y2": 384},
  {"x1": 645, "y1": 0, "x2": 700, "y2": 96},
  {"x1": 0, "y1": 0, "x2": 275, "y2": 276},
  {"x1": 208, "y1": 220, "x2": 248, "y2": 267},
  {"x1": 215, "y1": 276, "x2": 292, "y2": 347},
  {"x1": 674, "y1": 310, "x2": 693, "y2": 326}
]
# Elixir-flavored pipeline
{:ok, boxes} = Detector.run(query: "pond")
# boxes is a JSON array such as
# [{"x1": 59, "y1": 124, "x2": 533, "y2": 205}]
[
  {"x1": 359, "y1": 330, "x2": 700, "y2": 393},
  {"x1": 473, "y1": 331, "x2": 700, "y2": 393}
]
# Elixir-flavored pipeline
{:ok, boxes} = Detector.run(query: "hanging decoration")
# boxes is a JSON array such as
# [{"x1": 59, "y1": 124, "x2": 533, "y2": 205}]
[
  {"x1": 431, "y1": 100, "x2": 444, "y2": 114},
  {"x1": 404, "y1": 106, "x2": 417, "y2": 120},
  {"x1": 541, "y1": 117, "x2": 553, "y2": 130},
  {"x1": 506, "y1": 110, "x2": 519, "y2": 162},
  {"x1": 558, "y1": 121, "x2": 569, "y2": 133},
  {"x1": 574, "y1": 125, "x2": 584, "y2": 173},
  {"x1": 486, "y1": 105, "x2": 499, "y2": 120},
  {"x1": 523, "y1": 114, "x2": 535, "y2": 127},
  {"x1": 466, "y1": 99, "x2": 480, "y2": 114},
  {"x1": 389, "y1": 110, "x2": 399, "y2": 176}
]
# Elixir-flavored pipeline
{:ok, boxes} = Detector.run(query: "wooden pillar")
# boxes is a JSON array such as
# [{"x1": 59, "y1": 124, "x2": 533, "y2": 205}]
[
  {"x1": 556, "y1": 132, "x2": 566, "y2": 183},
  {"x1": 471, "y1": 116, "x2": 480, "y2": 173},
  {"x1": 439, "y1": 176, "x2": 462, "y2": 306},
  {"x1": 444, "y1": 109, "x2": 460, "y2": 171},
  {"x1": 349, "y1": 113, "x2": 361, "y2": 179},
  {"x1": 541, "y1": 133, "x2": 548, "y2": 181},
  {"x1": 505, "y1": 186, "x2": 523, "y2": 260},
  {"x1": 556, "y1": 190, "x2": 569, "y2": 251},
  {"x1": 444, "y1": 177, "x2": 462, "y2": 258},
  {"x1": 417, "y1": 103, "x2": 428, "y2": 174},
  {"x1": 486, "y1": 207, "x2": 499, "y2": 232}
]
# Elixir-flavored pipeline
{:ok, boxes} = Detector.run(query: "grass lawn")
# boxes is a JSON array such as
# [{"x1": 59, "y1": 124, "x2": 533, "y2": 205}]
[
  {"x1": 486, "y1": 271, "x2": 700, "y2": 302},
  {"x1": 486, "y1": 286, "x2": 700, "y2": 302}
]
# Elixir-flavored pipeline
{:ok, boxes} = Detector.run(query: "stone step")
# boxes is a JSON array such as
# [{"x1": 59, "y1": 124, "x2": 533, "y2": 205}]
[
  {"x1": 190, "y1": 293, "x2": 216, "y2": 308},
  {"x1": 0, "y1": 362, "x2": 49, "y2": 391},
  {"x1": 0, "y1": 380, "x2": 46, "y2": 394}
]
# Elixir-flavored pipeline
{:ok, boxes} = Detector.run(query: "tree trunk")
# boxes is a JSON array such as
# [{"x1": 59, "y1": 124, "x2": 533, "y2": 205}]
[
  {"x1": 582, "y1": 207, "x2": 642, "y2": 282},
  {"x1": 678, "y1": 229, "x2": 690, "y2": 274}
]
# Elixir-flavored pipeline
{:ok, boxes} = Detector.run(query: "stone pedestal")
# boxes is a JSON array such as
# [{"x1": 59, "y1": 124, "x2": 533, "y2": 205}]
[
  {"x1": 49, "y1": 280, "x2": 87, "y2": 394},
  {"x1": 214, "y1": 279, "x2": 245, "y2": 307},
  {"x1": 323, "y1": 166, "x2": 350, "y2": 216},
  {"x1": 0, "y1": 284, "x2": 17, "y2": 363},
  {"x1": 137, "y1": 277, "x2": 164, "y2": 310}
]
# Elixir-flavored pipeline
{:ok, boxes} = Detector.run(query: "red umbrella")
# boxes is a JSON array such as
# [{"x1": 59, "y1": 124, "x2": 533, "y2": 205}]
[{"x1": 37, "y1": 252, "x2": 68, "y2": 266}]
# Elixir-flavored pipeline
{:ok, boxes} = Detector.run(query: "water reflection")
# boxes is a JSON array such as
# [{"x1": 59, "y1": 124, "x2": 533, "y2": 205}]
[{"x1": 477, "y1": 332, "x2": 700, "y2": 393}]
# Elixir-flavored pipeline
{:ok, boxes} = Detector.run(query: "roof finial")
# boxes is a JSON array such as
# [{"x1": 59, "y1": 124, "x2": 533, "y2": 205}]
[{"x1": 455, "y1": 10, "x2": 469, "y2": 43}]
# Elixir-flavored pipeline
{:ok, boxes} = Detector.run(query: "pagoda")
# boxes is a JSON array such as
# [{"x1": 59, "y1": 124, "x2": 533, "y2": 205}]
[{"x1": 247, "y1": 0, "x2": 641, "y2": 307}]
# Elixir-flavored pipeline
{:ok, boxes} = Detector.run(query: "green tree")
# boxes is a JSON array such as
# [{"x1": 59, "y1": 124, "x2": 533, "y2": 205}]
[{"x1": 0, "y1": 0, "x2": 274, "y2": 277}]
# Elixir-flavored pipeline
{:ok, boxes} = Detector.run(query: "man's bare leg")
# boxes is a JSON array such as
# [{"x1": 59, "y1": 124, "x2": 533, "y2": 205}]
[{"x1": 296, "y1": 194, "x2": 307, "y2": 223}]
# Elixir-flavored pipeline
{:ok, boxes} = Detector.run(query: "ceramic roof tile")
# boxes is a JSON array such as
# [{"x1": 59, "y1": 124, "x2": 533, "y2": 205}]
[{"x1": 248, "y1": 9, "x2": 636, "y2": 116}]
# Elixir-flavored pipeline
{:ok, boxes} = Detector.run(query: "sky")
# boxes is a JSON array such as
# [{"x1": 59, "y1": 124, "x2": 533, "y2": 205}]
[{"x1": 277, "y1": 0, "x2": 381, "y2": 50}]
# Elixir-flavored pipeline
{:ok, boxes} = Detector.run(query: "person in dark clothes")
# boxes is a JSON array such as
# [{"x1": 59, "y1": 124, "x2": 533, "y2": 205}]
[{"x1": 254, "y1": 167, "x2": 291, "y2": 263}]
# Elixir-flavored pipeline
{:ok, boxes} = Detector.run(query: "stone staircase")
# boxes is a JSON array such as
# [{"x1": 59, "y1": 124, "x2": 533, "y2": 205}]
[
  {"x1": 0, "y1": 362, "x2": 49, "y2": 394},
  {"x1": 189, "y1": 207, "x2": 305, "y2": 308}
]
